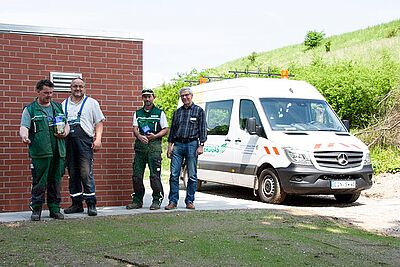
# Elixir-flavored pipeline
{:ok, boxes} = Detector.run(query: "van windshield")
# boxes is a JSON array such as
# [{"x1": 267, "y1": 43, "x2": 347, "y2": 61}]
[{"x1": 260, "y1": 98, "x2": 347, "y2": 132}]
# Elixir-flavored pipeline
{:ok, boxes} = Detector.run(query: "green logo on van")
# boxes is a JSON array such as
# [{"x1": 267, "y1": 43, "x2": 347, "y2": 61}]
[{"x1": 204, "y1": 143, "x2": 227, "y2": 154}]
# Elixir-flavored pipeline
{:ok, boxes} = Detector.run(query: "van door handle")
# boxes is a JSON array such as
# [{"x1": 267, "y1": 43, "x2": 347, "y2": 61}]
[
  {"x1": 235, "y1": 139, "x2": 241, "y2": 142},
  {"x1": 225, "y1": 138, "x2": 231, "y2": 142}
]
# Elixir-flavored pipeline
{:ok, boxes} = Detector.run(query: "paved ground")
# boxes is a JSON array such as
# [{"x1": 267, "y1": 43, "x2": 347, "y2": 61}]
[{"x1": 1, "y1": 182, "x2": 399, "y2": 238}]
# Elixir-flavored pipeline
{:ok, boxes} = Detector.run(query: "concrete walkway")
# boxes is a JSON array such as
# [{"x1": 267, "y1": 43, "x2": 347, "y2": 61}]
[
  {"x1": 1, "y1": 183, "x2": 399, "y2": 239},
  {"x1": 0, "y1": 185, "x2": 274, "y2": 223}
]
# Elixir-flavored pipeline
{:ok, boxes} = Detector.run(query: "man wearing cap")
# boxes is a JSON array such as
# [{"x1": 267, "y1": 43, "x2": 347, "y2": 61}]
[{"x1": 126, "y1": 88, "x2": 169, "y2": 210}]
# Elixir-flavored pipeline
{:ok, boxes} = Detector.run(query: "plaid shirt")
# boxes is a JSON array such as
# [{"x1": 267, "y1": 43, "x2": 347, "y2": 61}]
[{"x1": 168, "y1": 103, "x2": 207, "y2": 144}]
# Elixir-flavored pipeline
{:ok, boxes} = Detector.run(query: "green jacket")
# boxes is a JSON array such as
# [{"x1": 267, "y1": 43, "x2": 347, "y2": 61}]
[
  {"x1": 135, "y1": 106, "x2": 163, "y2": 151},
  {"x1": 27, "y1": 100, "x2": 66, "y2": 158}
]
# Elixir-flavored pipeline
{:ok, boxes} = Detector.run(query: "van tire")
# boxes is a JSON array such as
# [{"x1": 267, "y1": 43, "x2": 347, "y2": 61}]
[
  {"x1": 334, "y1": 192, "x2": 360, "y2": 203},
  {"x1": 258, "y1": 169, "x2": 286, "y2": 204},
  {"x1": 197, "y1": 180, "x2": 203, "y2": 191}
]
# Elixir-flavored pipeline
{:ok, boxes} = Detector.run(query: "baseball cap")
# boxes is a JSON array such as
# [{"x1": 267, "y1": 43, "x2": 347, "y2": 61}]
[{"x1": 142, "y1": 88, "x2": 154, "y2": 95}]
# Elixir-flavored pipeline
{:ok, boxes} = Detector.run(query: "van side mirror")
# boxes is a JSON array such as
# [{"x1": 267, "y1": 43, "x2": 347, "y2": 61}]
[
  {"x1": 246, "y1": 117, "x2": 257, "y2": 135},
  {"x1": 342, "y1": 119, "x2": 350, "y2": 131}
]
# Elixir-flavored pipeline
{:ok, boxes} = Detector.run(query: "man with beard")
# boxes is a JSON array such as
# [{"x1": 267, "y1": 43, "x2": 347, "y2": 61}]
[{"x1": 126, "y1": 88, "x2": 169, "y2": 210}]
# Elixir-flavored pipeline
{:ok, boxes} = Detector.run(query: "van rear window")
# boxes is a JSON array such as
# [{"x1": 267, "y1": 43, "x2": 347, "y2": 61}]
[{"x1": 205, "y1": 100, "x2": 233, "y2": 135}]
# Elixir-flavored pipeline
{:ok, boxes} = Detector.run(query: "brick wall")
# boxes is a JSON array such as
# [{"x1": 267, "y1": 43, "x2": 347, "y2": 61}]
[{"x1": 0, "y1": 31, "x2": 142, "y2": 211}]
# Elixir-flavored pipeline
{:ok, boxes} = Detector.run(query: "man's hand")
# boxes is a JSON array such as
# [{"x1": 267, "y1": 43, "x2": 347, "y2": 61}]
[
  {"x1": 92, "y1": 138, "x2": 102, "y2": 152},
  {"x1": 22, "y1": 135, "x2": 31, "y2": 144},
  {"x1": 138, "y1": 134, "x2": 149, "y2": 144},
  {"x1": 19, "y1": 126, "x2": 31, "y2": 144},
  {"x1": 196, "y1": 145, "x2": 204, "y2": 156},
  {"x1": 146, "y1": 132, "x2": 157, "y2": 141},
  {"x1": 167, "y1": 143, "x2": 173, "y2": 159}
]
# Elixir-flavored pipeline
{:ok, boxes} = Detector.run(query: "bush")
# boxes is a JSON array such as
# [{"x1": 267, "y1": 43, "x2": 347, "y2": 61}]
[
  {"x1": 291, "y1": 53, "x2": 400, "y2": 128},
  {"x1": 154, "y1": 69, "x2": 205, "y2": 124},
  {"x1": 370, "y1": 145, "x2": 400, "y2": 174},
  {"x1": 304, "y1": 30, "x2": 325, "y2": 50}
]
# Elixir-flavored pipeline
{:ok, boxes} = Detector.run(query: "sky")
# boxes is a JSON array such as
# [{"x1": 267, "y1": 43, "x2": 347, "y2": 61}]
[{"x1": 1, "y1": 0, "x2": 399, "y2": 88}]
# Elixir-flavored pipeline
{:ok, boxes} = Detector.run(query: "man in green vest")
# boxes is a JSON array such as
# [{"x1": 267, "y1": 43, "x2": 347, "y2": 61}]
[
  {"x1": 19, "y1": 79, "x2": 69, "y2": 221},
  {"x1": 126, "y1": 88, "x2": 169, "y2": 210}
]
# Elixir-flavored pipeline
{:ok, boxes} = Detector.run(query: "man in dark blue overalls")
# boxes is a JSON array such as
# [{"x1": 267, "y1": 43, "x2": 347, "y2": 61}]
[{"x1": 62, "y1": 78, "x2": 105, "y2": 216}]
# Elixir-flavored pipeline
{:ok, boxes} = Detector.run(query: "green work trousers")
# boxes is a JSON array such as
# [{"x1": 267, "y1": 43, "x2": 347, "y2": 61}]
[
  {"x1": 30, "y1": 155, "x2": 64, "y2": 212},
  {"x1": 132, "y1": 144, "x2": 164, "y2": 204}
]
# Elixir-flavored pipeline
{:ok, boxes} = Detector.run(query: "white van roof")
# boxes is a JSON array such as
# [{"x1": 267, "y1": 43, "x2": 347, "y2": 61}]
[{"x1": 190, "y1": 77, "x2": 325, "y2": 101}]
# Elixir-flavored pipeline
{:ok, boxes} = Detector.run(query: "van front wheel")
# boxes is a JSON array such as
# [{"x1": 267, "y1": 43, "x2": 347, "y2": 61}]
[{"x1": 258, "y1": 169, "x2": 286, "y2": 204}]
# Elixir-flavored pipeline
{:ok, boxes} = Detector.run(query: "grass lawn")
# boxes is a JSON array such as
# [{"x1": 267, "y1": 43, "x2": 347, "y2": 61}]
[{"x1": 1, "y1": 210, "x2": 399, "y2": 266}]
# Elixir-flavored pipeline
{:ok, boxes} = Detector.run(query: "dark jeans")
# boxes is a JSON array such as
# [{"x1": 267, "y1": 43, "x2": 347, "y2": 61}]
[
  {"x1": 66, "y1": 125, "x2": 96, "y2": 205},
  {"x1": 168, "y1": 141, "x2": 199, "y2": 205}
]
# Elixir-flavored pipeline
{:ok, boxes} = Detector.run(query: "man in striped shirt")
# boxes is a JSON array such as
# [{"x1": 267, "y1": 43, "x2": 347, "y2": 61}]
[{"x1": 165, "y1": 87, "x2": 207, "y2": 210}]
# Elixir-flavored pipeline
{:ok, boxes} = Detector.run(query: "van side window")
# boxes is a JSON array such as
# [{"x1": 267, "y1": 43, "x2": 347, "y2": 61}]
[
  {"x1": 205, "y1": 100, "x2": 233, "y2": 135},
  {"x1": 239, "y1": 99, "x2": 262, "y2": 131}
]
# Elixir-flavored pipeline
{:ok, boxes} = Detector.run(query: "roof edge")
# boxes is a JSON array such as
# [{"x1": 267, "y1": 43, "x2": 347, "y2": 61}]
[{"x1": 0, "y1": 23, "x2": 143, "y2": 41}]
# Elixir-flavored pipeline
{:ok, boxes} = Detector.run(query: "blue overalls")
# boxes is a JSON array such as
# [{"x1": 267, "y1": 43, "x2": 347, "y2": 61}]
[{"x1": 65, "y1": 96, "x2": 97, "y2": 206}]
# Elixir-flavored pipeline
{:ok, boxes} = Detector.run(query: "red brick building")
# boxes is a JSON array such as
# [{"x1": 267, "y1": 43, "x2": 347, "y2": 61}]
[{"x1": 0, "y1": 23, "x2": 143, "y2": 212}]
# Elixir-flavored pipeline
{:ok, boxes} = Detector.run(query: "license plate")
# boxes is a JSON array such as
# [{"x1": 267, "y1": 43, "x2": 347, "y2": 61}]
[{"x1": 331, "y1": 180, "x2": 356, "y2": 189}]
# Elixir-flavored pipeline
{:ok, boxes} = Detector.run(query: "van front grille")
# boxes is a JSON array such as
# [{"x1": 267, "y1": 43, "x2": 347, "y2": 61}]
[{"x1": 314, "y1": 151, "x2": 363, "y2": 169}]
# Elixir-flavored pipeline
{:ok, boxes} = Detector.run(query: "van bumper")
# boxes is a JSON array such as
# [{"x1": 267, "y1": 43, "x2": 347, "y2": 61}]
[{"x1": 276, "y1": 164, "x2": 373, "y2": 195}]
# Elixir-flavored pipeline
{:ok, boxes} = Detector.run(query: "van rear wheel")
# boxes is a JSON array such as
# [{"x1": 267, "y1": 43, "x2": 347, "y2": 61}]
[
  {"x1": 258, "y1": 169, "x2": 286, "y2": 204},
  {"x1": 334, "y1": 192, "x2": 360, "y2": 203}
]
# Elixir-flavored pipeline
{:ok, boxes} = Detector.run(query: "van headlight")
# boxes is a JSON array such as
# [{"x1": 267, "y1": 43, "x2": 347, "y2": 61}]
[
  {"x1": 364, "y1": 152, "x2": 371, "y2": 165},
  {"x1": 284, "y1": 148, "x2": 312, "y2": 165}
]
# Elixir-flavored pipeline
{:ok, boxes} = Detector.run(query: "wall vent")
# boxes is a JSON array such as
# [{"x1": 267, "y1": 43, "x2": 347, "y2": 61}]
[{"x1": 50, "y1": 72, "x2": 82, "y2": 92}]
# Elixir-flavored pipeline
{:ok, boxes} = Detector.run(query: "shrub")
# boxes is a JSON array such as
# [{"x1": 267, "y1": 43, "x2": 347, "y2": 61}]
[
  {"x1": 324, "y1": 41, "x2": 331, "y2": 52},
  {"x1": 292, "y1": 53, "x2": 400, "y2": 128},
  {"x1": 154, "y1": 69, "x2": 205, "y2": 124},
  {"x1": 304, "y1": 30, "x2": 325, "y2": 50}
]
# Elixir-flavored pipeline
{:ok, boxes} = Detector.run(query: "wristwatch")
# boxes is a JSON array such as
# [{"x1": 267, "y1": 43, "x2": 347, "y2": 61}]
[{"x1": 199, "y1": 142, "x2": 205, "y2": 146}]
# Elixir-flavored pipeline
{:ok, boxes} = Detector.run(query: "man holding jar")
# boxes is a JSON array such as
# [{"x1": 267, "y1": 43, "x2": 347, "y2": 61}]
[{"x1": 19, "y1": 79, "x2": 69, "y2": 221}]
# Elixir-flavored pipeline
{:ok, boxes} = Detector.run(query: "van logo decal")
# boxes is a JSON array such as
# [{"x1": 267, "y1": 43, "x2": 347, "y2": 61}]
[
  {"x1": 314, "y1": 143, "x2": 362, "y2": 150},
  {"x1": 204, "y1": 143, "x2": 227, "y2": 154},
  {"x1": 337, "y1": 153, "x2": 349, "y2": 166},
  {"x1": 264, "y1": 146, "x2": 280, "y2": 155}
]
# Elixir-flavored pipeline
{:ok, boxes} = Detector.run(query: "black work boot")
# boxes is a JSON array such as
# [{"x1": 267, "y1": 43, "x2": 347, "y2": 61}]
[
  {"x1": 64, "y1": 202, "x2": 84, "y2": 214},
  {"x1": 31, "y1": 208, "x2": 42, "y2": 221},
  {"x1": 87, "y1": 203, "x2": 97, "y2": 216},
  {"x1": 50, "y1": 211, "x2": 64, "y2": 220}
]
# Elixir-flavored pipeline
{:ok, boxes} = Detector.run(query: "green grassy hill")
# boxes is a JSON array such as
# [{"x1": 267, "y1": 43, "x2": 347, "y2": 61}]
[
  {"x1": 155, "y1": 19, "x2": 400, "y2": 173},
  {"x1": 214, "y1": 19, "x2": 400, "y2": 73}
]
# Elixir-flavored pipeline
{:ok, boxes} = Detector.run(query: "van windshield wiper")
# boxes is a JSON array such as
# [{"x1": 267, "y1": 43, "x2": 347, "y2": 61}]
[{"x1": 317, "y1": 128, "x2": 340, "y2": 132}]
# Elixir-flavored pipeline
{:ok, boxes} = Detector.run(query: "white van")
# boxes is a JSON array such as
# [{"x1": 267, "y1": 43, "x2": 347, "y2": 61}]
[{"x1": 186, "y1": 77, "x2": 373, "y2": 204}]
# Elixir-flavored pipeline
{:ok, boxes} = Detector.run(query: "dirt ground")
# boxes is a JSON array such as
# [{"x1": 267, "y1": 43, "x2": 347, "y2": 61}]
[
  {"x1": 362, "y1": 172, "x2": 400, "y2": 199},
  {"x1": 199, "y1": 172, "x2": 400, "y2": 238}
]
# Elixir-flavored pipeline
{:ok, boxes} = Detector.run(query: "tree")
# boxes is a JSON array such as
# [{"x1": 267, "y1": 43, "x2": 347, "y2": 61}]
[{"x1": 304, "y1": 30, "x2": 325, "y2": 50}]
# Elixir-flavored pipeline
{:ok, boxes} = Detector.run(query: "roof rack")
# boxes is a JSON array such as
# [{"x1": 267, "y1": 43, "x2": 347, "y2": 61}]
[
  {"x1": 185, "y1": 76, "x2": 231, "y2": 86},
  {"x1": 184, "y1": 80, "x2": 200, "y2": 86},
  {"x1": 184, "y1": 69, "x2": 294, "y2": 86},
  {"x1": 229, "y1": 69, "x2": 294, "y2": 78}
]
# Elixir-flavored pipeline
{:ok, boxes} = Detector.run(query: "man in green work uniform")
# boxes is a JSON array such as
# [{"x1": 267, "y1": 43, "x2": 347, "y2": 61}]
[
  {"x1": 19, "y1": 79, "x2": 69, "y2": 221},
  {"x1": 126, "y1": 88, "x2": 169, "y2": 210}
]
